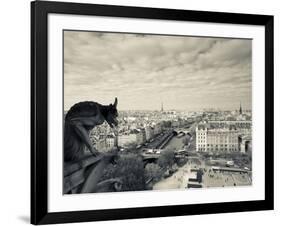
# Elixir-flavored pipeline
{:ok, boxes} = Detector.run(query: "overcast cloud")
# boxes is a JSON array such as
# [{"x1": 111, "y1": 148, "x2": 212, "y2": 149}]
[{"x1": 64, "y1": 31, "x2": 252, "y2": 111}]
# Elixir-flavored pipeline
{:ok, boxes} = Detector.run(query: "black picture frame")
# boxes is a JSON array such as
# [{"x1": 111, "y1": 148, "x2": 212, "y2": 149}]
[{"x1": 31, "y1": 0, "x2": 274, "y2": 224}]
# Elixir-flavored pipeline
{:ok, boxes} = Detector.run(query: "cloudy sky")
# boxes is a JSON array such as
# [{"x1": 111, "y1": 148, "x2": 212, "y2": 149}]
[{"x1": 64, "y1": 31, "x2": 252, "y2": 111}]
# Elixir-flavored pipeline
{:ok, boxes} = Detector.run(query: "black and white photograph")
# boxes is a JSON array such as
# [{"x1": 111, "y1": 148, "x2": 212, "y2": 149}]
[
  {"x1": 27, "y1": 1, "x2": 274, "y2": 224},
  {"x1": 63, "y1": 31, "x2": 253, "y2": 194}
]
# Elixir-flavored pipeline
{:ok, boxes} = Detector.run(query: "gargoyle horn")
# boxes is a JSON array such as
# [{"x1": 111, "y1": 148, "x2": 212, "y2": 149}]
[{"x1": 113, "y1": 97, "x2": 118, "y2": 107}]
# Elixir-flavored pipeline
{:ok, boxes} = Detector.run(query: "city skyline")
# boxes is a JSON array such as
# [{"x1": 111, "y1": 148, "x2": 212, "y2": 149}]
[
  {"x1": 64, "y1": 31, "x2": 252, "y2": 111},
  {"x1": 63, "y1": 101, "x2": 250, "y2": 112}
]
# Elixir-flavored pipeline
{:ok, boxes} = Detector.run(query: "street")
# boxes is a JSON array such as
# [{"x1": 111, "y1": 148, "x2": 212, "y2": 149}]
[{"x1": 153, "y1": 162, "x2": 196, "y2": 190}]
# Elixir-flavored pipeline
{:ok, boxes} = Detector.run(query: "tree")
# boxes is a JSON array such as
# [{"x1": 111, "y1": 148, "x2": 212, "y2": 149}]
[
  {"x1": 145, "y1": 163, "x2": 163, "y2": 182},
  {"x1": 157, "y1": 149, "x2": 175, "y2": 169},
  {"x1": 100, "y1": 153, "x2": 146, "y2": 191},
  {"x1": 176, "y1": 157, "x2": 188, "y2": 167}
]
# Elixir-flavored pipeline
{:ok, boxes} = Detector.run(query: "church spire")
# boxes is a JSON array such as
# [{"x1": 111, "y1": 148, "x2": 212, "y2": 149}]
[
  {"x1": 239, "y1": 102, "x2": 242, "y2": 115},
  {"x1": 161, "y1": 102, "x2": 164, "y2": 112}
]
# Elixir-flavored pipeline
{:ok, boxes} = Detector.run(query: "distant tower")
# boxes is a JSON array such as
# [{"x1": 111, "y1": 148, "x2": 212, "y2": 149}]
[
  {"x1": 161, "y1": 102, "x2": 164, "y2": 112},
  {"x1": 239, "y1": 102, "x2": 242, "y2": 115}
]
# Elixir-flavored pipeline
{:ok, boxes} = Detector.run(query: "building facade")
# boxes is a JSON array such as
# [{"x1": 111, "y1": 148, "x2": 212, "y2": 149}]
[
  {"x1": 153, "y1": 122, "x2": 163, "y2": 135},
  {"x1": 91, "y1": 134, "x2": 115, "y2": 152},
  {"x1": 196, "y1": 124, "x2": 239, "y2": 152},
  {"x1": 145, "y1": 126, "x2": 154, "y2": 141},
  {"x1": 118, "y1": 134, "x2": 138, "y2": 147},
  {"x1": 208, "y1": 120, "x2": 252, "y2": 135},
  {"x1": 136, "y1": 128, "x2": 146, "y2": 145}
]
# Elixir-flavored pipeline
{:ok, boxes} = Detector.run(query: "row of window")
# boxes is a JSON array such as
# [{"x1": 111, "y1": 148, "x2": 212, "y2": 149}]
[
  {"x1": 197, "y1": 134, "x2": 237, "y2": 137},
  {"x1": 197, "y1": 148, "x2": 238, "y2": 151},
  {"x1": 198, "y1": 144, "x2": 237, "y2": 147},
  {"x1": 198, "y1": 138, "x2": 237, "y2": 142}
]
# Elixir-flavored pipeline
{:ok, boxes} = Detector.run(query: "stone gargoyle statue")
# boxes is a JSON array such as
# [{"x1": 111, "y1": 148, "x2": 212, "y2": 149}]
[
  {"x1": 64, "y1": 98, "x2": 118, "y2": 162},
  {"x1": 63, "y1": 98, "x2": 120, "y2": 193}
]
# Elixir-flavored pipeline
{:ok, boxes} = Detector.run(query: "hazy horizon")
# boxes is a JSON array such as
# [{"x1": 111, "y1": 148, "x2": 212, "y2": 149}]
[
  {"x1": 64, "y1": 104, "x2": 251, "y2": 112},
  {"x1": 64, "y1": 31, "x2": 252, "y2": 111}
]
